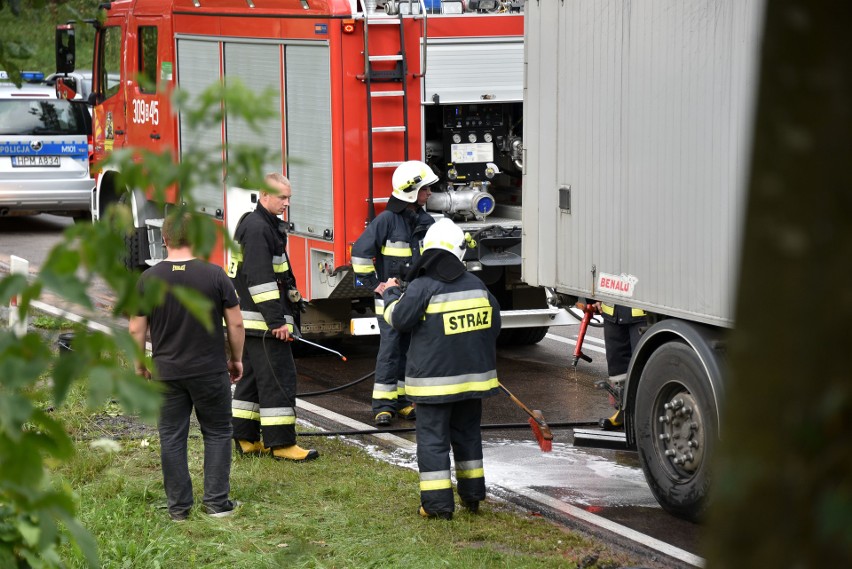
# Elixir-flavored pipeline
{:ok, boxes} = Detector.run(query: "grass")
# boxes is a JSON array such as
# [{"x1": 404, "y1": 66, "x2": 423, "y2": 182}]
[
  {"x1": 41, "y1": 385, "x2": 639, "y2": 569},
  {"x1": 31, "y1": 315, "x2": 75, "y2": 330}
]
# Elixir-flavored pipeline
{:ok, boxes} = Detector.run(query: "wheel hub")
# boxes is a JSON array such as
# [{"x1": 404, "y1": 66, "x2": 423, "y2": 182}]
[{"x1": 656, "y1": 391, "x2": 705, "y2": 475}]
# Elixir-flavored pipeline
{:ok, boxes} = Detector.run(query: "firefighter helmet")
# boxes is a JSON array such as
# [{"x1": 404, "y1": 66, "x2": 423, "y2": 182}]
[
  {"x1": 391, "y1": 160, "x2": 439, "y2": 203},
  {"x1": 423, "y1": 218, "x2": 466, "y2": 261}
]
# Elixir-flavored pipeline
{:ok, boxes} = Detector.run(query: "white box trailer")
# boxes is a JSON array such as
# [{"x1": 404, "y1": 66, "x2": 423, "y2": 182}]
[{"x1": 522, "y1": 0, "x2": 766, "y2": 520}]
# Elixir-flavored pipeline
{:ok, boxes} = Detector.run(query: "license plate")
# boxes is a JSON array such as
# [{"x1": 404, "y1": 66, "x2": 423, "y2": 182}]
[{"x1": 12, "y1": 155, "x2": 61, "y2": 167}]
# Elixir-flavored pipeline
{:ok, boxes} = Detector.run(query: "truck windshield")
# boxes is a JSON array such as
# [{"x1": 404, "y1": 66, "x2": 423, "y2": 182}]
[{"x1": 0, "y1": 99, "x2": 90, "y2": 136}]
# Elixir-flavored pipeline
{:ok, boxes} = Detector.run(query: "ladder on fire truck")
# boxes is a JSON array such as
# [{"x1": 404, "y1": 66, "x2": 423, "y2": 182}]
[{"x1": 359, "y1": 6, "x2": 414, "y2": 220}]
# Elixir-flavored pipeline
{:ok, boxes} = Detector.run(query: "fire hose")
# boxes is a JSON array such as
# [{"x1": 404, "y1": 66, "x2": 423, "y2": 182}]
[
  {"x1": 296, "y1": 420, "x2": 600, "y2": 437},
  {"x1": 270, "y1": 333, "x2": 602, "y2": 443}
]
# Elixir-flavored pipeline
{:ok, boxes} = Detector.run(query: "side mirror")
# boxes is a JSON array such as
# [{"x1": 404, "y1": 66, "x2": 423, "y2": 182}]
[
  {"x1": 55, "y1": 24, "x2": 76, "y2": 74},
  {"x1": 55, "y1": 76, "x2": 78, "y2": 100}
]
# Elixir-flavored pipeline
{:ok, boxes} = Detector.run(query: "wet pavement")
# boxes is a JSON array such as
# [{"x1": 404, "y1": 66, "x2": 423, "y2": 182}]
[{"x1": 293, "y1": 330, "x2": 704, "y2": 566}]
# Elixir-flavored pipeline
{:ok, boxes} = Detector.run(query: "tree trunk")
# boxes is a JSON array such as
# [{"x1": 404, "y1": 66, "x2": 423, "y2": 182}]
[{"x1": 705, "y1": 1, "x2": 852, "y2": 567}]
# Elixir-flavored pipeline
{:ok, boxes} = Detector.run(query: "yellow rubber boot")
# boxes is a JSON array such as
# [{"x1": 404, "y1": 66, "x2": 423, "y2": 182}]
[
  {"x1": 235, "y1": 439, "x2": 271, "y2": 456},
  {"x1": 272, "y1": 444, "x2": 320, "y2": 462},
  {"x1": 600, "y1": 409, "x2": 624, "y2": 431},
  {"x1": 398, "y1": 405, "x2": 417, "y2": 420}
]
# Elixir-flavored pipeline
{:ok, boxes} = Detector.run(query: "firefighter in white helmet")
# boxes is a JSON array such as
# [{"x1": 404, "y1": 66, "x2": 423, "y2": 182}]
[
  {"x1": 379, "y1": 218, "x2": 502, "y2": 520},
  {"x1": 351, "y1": 160, "x2": 439, "y2": 426}
]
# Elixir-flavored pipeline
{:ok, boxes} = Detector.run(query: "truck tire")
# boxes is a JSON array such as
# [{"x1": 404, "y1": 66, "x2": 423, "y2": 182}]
[
  {"x1": 123, "y1": 229, "x2": 144, "y2": 271},
  {"x1": 634, "y1": 341, "x2": 716, "y2": 522},
  {"x1": 496, "y1": 328, "x2": 516, "y2": 346},
  {"x1": 511, "y1": 326, "x2": 549, "y2": 345}
]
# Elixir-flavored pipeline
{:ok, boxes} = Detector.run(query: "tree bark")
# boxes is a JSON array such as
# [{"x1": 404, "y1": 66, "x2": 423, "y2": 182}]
[{"x1": 705, "y1": 1, "x2": 852, "y2": 567}]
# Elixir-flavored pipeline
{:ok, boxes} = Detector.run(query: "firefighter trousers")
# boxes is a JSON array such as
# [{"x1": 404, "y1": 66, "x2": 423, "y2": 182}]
[
  {"x1": 232, "y1": 334, "x2": 298, "y2": 448},
  {"x1": 603, "y1": 320, "x2": 644, "y2": 377},
  {"x1": 372, "y1": 317, "x2": 411, "y2": 415},
  {"x1": 415, "y1": 399, "x2": 486, "y2": 515}
]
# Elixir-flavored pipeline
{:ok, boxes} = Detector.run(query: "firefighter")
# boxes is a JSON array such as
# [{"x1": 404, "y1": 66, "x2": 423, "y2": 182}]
[
  {"x1": 594, "y1": 302, "x2": 647, "y2": 429},
  {"x1": 379, "y1": 218, "x2": 502, "y2": 520},
  {"x1": 229, "y1": 173, "x2": 319, "y2": 462},
  {"x1": 351, "y1": 160, "x2": 438, "y2": 427}
]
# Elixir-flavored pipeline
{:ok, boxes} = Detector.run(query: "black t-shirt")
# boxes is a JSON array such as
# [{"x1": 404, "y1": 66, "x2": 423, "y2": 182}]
[{"x1": 139, "y1": 259, "x2": 240, "y2": 380}]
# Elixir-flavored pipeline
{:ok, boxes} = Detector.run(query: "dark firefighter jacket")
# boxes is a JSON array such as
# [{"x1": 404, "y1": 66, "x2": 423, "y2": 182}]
[
  {"x1": 228, "y1": 205, "x2": 296, "y2": 337},
  {"x1": 600, "y1": 303, "x2": 646, "y2": 325},
  {"x1": 350, "y1": 199, "x2": 434, "y2": 293},
  {"x1": 381, "y1": 250, "x2": 501, "y2": 404}
]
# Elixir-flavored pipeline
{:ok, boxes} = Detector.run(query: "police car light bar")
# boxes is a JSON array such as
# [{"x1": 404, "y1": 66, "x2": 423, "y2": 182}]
[{"x1": 21, "y1": 71, "x2": 46, "y2": 82}]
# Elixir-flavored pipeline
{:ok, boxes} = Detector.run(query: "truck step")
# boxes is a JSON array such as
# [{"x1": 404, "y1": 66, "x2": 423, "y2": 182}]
[
  {"x1": 364, "y1": 15, "x2": 400, "y2": 24},
  {"x1": 572, "y1": 428, "x2": 629, "y2": 450},
  {"x1": 371, "y1": 90, "x2": 404, "y2": 97},
  {"x1": 369, "y1": 54, "x2": 403, "y2": 62}
]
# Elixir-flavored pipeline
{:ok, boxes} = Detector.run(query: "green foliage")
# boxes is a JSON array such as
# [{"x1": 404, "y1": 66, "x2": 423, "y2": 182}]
[
  {"x1": 0, "y1": 0, "x2": 97, "y2": 86},
  {"x1": 31, "y1": 316, "x2": 75, "y2": 331},
  {"x1": 0, "y1": 75, "x2": 277, "y2": 567}
]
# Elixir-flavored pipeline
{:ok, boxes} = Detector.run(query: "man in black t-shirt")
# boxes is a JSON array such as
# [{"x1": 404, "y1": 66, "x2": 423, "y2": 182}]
[{"x1": 130, "y1": 213, "x2": 245, "y2": 521}]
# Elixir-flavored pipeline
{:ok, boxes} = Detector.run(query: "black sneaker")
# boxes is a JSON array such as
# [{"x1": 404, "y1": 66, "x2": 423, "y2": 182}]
[
  {"x1": 204, "y1": 500, "x2": 242, "y2": 518},
  {"x1": 374, "y1": 412, "x2": 392, "y2": 427},
  {"x1": 169, "y1": 510, "x2": 189, "y2": 522},
  {"x1": 418, "y1": 506, "x2": 452, "y2": 520},
  {"x1": 461, "y1": 500, "x2": 480, "y2": 514}
]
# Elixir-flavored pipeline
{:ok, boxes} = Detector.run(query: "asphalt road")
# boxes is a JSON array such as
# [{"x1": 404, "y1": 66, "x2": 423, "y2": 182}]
[
  {"x1": 0, "y1": 213, "x2": 74, "y2": 269},
  {"x1": 0, "y1": 213, "x2": 705, "y2": 568}
]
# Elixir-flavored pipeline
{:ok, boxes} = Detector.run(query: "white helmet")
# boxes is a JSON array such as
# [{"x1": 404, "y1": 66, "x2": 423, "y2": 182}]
[
  {"x1": 423, "y1": 218, "x2": 466, "y2": 261},
  {"x1": 391, "y1": 160, "x2": 439, "y2": 203}
]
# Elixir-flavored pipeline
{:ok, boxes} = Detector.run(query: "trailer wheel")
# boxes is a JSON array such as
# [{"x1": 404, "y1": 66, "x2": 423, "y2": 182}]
[
  {"x1": 497, "y1": 326, "x2": 548, "y2": 346},
  {"x1": 512, "y1": 326, "x2": 549, "y2": 345},
  {"x1": 634, "y1": 341, "x2": 716, "y2": 522}
]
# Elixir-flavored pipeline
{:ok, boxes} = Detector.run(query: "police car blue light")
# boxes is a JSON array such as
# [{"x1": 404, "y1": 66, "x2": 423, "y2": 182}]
[{"x1": 20, "y1": 71, "x2": 46, "y2": 82}]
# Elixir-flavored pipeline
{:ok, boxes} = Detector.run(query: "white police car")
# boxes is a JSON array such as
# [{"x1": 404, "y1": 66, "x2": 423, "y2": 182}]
[{"x1": 0, "y1": 78, "x2": 93, "y2": 219}]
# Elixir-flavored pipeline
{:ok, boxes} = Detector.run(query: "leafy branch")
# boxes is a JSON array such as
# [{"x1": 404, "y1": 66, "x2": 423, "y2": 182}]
[{"x1": 0, "y1": 79, "x2": 277, "y2": 567}]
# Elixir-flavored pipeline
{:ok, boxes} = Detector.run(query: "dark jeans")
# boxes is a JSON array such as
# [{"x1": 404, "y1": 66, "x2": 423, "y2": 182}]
[{"x1": 158, "y1": 371, "x2": 233, "y2": 517}]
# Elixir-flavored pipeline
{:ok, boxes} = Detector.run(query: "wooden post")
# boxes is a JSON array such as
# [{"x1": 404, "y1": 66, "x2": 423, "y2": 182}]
[{"x1": 8, "y1": 255, "x2": 28, "y2": 336}]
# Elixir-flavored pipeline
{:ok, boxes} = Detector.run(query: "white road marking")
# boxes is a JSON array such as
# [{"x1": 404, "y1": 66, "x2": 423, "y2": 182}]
[
  {"x1": 545, "y1": 332, "x2": 607, "y2": 353},
  {"x1": 496, "y1": 484, "x2": 706, "y2": 568}
]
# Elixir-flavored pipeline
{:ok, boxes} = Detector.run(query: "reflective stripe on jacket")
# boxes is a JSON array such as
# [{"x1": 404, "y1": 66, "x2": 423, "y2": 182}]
[
  {"x1": 230, "y1": 206, "x2": 296, "y2": 336},
  {"x1": 350, "y1": 207, "x2": 434, "y2": 295},
  {"x1": 600, "y1": 303, "x2": 646, "y2": 324},
  {"x1": 382, "y1": 272, "x2": 501, "y2": 404}
]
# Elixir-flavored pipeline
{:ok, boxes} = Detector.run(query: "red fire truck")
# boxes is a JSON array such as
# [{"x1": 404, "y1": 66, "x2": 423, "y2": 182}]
[{"x1": 56, "y1": 0, "x2": 567, "y2": 339}]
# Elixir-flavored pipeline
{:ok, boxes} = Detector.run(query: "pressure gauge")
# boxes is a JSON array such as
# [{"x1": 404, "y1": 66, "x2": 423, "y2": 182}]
[
  {"x1": 483, "y1": 132, "x2": 493, "y2": 143},
  {"x1": 452, "y1": 133, "x2": 462, "y2": 144},
  {"x1": 468, "y1": 133, "x2": 477, "y2": 143}
]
